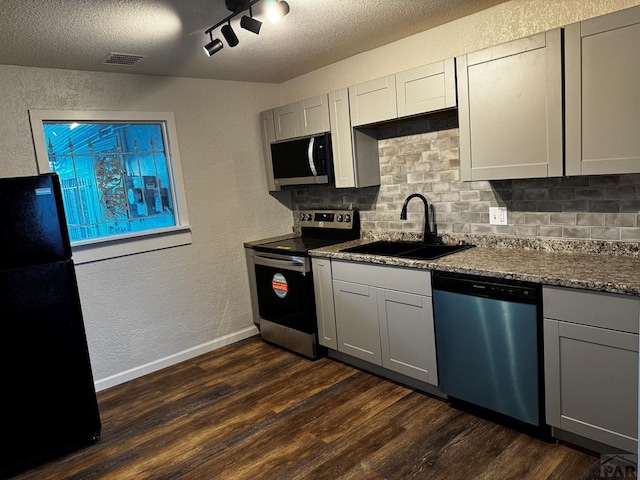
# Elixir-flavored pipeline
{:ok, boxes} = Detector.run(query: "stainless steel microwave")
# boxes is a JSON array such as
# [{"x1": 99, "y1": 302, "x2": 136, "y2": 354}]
[{"x1": 270, "y1": 133, "x2": 331, "y2": 188}]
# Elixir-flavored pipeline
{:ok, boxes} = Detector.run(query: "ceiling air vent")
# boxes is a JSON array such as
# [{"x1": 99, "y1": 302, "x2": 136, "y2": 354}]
[{"x1": 102, "y1": 52, "x2": 146, "y2": 67}]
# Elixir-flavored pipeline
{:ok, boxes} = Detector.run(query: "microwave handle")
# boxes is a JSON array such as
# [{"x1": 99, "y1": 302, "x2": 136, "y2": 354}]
[{"x1": 307, "y1": 137, "x2": 318, "y2": 176}]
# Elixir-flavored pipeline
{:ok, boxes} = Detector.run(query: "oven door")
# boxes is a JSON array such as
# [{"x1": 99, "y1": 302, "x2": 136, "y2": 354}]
[{"x1": 253, "y1": 252, "x2": 316, "y2": 334}]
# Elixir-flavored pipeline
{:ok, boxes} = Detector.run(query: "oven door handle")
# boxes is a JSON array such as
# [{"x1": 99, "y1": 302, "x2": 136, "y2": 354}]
[{"x1": 254, "y1": 255, "x2": 309, "y2": 273}]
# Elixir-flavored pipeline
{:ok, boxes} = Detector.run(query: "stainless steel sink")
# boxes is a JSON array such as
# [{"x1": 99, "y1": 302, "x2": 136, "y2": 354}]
[{"x1": 340, "y1": 241, "x2": 474, "y2": 260}]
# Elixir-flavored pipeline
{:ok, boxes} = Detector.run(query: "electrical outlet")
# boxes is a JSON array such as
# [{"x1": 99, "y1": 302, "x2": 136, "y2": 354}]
[{"x1": 489, "y1": 206, "x2": 508, "y2": 225}]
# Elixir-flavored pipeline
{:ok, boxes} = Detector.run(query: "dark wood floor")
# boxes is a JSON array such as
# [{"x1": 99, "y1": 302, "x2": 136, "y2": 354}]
[{"x1": 13, "y1": 337, "x2": 600, "y2": 479}]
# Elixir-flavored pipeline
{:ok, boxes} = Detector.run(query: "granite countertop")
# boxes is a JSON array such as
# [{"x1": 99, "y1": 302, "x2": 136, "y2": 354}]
[{"x1": 310, "y1": 239, "x2": 640, "y2": 297}]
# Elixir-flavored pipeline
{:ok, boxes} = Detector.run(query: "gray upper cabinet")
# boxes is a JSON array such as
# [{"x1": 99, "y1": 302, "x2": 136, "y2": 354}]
[
  {"x1": 328, "y1": 88, "x2": 381, "y2": 189},
  {"x1": 273, "y1": 95, "x2": 330, "y2": 141},
  {"x1": 349, "y1": 59, "x2": 457, "y2": 128},
  {"x1": 300, "y1": 95, "x2": 331, "y2": 137},
  {"x1": 396, "y1": 58, "x2": 456, "y2": 117},
  {"x1": 457, "y1": 29, "x2": 563, "y2": 181},
  {"x1": 565, "y1": 6, "x2": 640, "y2": 176},
  {"x1": 543, "y1": 286, "x2": 639, "y2": 453},
  {"x1": 259, "y1": 110, "x2": 278, "y2": 191},
  {"x1": 349, "y1": 75, "x2": 397, "y2": 127},
  {"x1": 273, "y1": 102, "x2": 301, "y2": 141}
]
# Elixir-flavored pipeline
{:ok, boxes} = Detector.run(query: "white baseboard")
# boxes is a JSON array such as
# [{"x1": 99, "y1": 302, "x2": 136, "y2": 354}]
[{"x1": 94, "y1": 326, "x2": 259, "y2": 392}]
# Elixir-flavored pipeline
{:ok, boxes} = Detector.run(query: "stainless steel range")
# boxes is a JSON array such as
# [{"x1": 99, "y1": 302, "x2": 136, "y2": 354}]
[{"x1": 245, "y1": 210, "x2": 360, "y2": 359}]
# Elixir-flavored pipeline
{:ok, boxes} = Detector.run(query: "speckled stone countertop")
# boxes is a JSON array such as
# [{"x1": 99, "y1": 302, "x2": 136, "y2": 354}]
[{"x1": 310, "y1": 238, "x2": 640, "y2": 297}]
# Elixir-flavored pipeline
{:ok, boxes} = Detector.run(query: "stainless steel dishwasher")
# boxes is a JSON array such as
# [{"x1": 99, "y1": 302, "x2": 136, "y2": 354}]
[{"x1": 432, "y1": 271, "x2": 544, "y2": 428}]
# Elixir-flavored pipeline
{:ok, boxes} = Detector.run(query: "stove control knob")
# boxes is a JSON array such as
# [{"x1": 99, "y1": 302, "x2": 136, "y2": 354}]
[
  {"x1": 344, "y1": 214, "x2": 351, "y2": 223},
  {"x1": 306, "y1": 213, "x2": 313, "y2": 221},
  {"x1": 300, "y1": 213, "x2": 306, "y2": 221},
  {"x1": 336, "y1": 214, "x2": 343, "y2": 222}
]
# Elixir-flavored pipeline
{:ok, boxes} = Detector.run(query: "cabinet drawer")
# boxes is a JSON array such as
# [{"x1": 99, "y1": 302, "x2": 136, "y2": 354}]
[
  {"x1": 543, "y1": 286, "x2": 639, "y2": 333},
  {"x1": 332, "y1": 260, "x2": 431, "y2": 296}
]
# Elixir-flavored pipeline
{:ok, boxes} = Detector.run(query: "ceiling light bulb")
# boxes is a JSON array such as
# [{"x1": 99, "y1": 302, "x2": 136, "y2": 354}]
[
  {"x1": 266, "y1": 1, "x2": 290, "y2": 22},
  {"x1": 203, "y1": 38, "x2": 224, "y2": 56}
]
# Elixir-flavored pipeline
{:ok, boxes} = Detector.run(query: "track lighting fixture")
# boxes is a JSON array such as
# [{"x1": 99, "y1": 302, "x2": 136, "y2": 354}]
[
  {"x1": 221, "y1": 22, "x2": 239, "y2": 47},
  {"x1": 203, "y1": 0, "x2": 289, "y2": 57},
  {"x1": 203, "y1": 33, "x2": 224, "y2": 56},
  {"x1": 240, "y1": 7, "x2": 262, "y2": 35}
]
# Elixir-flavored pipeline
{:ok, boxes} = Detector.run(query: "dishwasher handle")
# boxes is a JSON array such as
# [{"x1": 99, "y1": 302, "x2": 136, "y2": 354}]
[{"x1": 432, "y1": 271, "x2": 539, "y2": 304}]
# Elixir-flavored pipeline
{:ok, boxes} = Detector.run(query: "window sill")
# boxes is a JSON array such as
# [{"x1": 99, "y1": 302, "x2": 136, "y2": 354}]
[{"x1": 71, "y1": 226, "x2": 193, "y2": 264}]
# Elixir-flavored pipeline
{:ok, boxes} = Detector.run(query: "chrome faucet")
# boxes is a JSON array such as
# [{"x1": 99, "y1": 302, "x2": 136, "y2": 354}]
[{"x1": 400, "y1": 193, "x2": 432, "y2": 243}]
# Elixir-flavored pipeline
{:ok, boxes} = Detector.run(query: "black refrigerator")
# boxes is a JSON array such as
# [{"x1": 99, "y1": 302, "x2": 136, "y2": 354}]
[{"x1": 0, "y1": 174, "x2": 101, "y2": 478}]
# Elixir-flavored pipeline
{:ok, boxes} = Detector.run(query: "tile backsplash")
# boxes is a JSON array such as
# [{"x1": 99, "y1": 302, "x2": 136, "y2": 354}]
[{"x1": 289, "y1": 124, "x2": 640, "y2": 242}]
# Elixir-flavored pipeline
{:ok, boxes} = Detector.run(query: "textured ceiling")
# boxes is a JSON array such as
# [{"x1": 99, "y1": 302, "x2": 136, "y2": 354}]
[{"x1": 0, "y1": 0, "x2": 509, "y2": 83}]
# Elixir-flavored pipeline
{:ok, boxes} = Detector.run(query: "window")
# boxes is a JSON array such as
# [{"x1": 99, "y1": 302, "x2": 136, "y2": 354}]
[{"x1": 30, "y1": 110, "x2": 191, "y2": 263}]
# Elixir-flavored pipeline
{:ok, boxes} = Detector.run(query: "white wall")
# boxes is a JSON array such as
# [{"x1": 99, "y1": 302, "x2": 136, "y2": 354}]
[
  {"x1": 0, "y1": 65, "x2": 293, "y2": 389},
  {"x1": 277, "y1": 0, "x2": 640, "y2": 103}
]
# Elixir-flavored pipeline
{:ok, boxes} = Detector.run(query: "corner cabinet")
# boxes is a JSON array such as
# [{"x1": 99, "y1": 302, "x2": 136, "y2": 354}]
[
  {"x1": 457, "y1": 29, "x2": 563, "y2": 181},
  {"x1": 543, "y1": 286, "x2": 639, "y2": 453},
  {"x1": 329, "y1": 260, "x2": 438, "y2": 385},
  {"x1": 565, "y1": 6, "x2": 640, "y2": 176}
]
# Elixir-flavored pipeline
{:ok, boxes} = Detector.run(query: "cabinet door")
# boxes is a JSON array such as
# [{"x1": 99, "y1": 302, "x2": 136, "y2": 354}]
[
  {"x1": 565, "y1": 7, "x2": 640, "y2": 175},
  {"x1": 259, "y1": 110, "x2": 278, "y2": 191},
  {"x1": 333, "y1": 280, "x2": 381, "y2": 365},
  {"x1": 349, "y1": 75, "x2": 397, "y2": 127},
  {"x1": 312, "y1": 259, "x2": 337, "y2": 349},
  {"x1": 329, "y1": 89, "x2": 381, "y2": 189},
  {"x1": 328, "y1": 89, "x2": 356, "y2": 188},
  {"x1": 396, "y1": 58, "x2": 456, "y2": 117},
  {"x1": 274, "y1": 102, "x2": 301, "y2": 141},
  {"x1": 457, "y1": 29, "x2": 563, "y2": 181},
  {"x1": 544, "y1": 319, "x2": 638, "y2": 453},
  {"x1": 300, "y1": 95, "x2": 330, "y2": 137},
  {"x1": 378, "y1": 289, "x2": 437, "y2": 385}
]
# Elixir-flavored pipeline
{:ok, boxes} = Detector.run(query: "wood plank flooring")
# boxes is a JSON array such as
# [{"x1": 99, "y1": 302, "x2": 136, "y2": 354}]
[{"x1": 12, "y1": 337, "x2": 601, "y2": 479}]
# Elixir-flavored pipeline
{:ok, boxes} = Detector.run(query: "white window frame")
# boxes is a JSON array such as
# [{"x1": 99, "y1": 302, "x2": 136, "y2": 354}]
[{"x1": 29, "y1": 110, "x2": 192, "y2": 264}]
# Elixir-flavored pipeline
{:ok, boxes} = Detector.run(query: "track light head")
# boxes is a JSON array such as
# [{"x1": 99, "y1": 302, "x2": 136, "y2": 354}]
[
  {"x1": 221, "y1": 23, "x2": 239, "y2": 47},
  {"x1": 203, "y1": 38, "x2": 224, "y2": 56},
  {"x1": 203, "y1": 0, "x2": 291, "y2": 58},
  {"x1": 240, "y1": 14, "x2": 262, "y2": 35},
  {"x1": 266, "y1": 1, "x2": 290, "y2": 22}
]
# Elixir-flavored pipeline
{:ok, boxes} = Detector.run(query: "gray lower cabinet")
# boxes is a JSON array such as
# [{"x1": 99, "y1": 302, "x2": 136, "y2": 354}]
[
  {"x1": 543, "y1": 286, "x2": 640, "y2": 453},
  {"x1": 312, "y1": 258, "x2": 338, "y2": 350},
  {"x1": 333, "y1": 279, "x2": 381, "y2": 364},
  {"x1": 565, "y1": 6, "x2": 640, "y2": 176},
  {"x1": 457, "y1": 29, "x2": 563, "y2": 181},
  {"x1": 329, "y1": 260, "x2": 438, "y2": 385}
]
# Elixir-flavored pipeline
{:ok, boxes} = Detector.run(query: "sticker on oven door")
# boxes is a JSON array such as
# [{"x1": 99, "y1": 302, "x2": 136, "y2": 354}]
[{"x1": 272, "y1": 273, "x2": 288, "y2": 299}]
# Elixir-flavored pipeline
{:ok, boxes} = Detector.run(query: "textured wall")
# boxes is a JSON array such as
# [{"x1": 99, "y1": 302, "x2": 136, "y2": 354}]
[
  {"x1": 278, "y1": 0, "x2": 640, "y2": 103},
  {"x1": 289, "y1": 120, "x2": 640, "y2": 242},
  {"x1": 0, "y1": 64, "x2": 292, "y2": 385}
]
